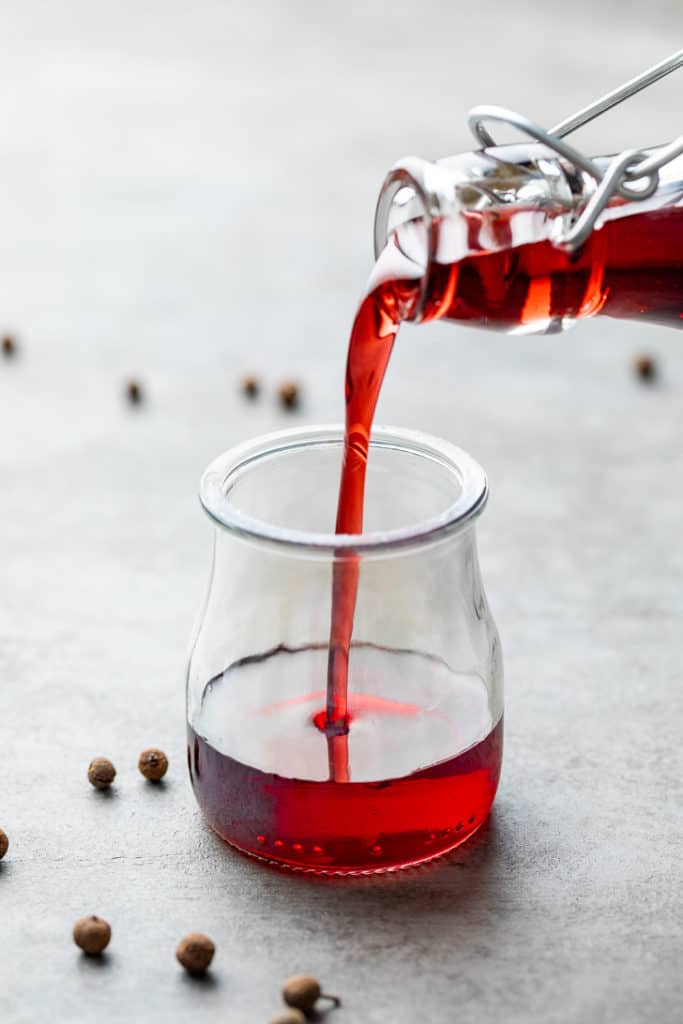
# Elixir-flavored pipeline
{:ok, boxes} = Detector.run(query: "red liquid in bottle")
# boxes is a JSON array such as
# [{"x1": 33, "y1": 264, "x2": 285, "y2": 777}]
[{"x1": 421, "y1": 203, "x2": 683, "y2": 330}]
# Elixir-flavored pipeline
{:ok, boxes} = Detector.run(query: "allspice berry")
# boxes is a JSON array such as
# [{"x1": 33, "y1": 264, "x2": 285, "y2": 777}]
[
  {"x1": 138, "y1": 747, "x2": 169, "y2": 782},
  {"x1": 73, "y1": 915, "x2": 111, "y2": 955},
  {"x1": 176, "y1": 932, "x2": 215, "y2": 976},
  {"x1": 277, "y1": 380, "x2": 300, "y2": 410},
  {"x1": 282, "y1": 975, "x2": 320, "y2": 1012},
  {"x1": 633, "y1": 354, "x2": 656, "y2": 381},
  {"x1": 241, "y1": 374, "x2": 260, "y2": 398},
  {"x1": 270, "y1": 1011, "x2": 306, "y2": 1024},
  {"x1": 126, "y1": 378, "x2": 143, "y2": 404},
  {"x1": 88, "y1": 757, "x2": 116, "y2": 790},
  {"x1": 282, "y1": 975, "x2": 340, "y2": 1013},
  {"x1": 0, "y1": 829, "x2": 9, "y2": 860},
  {"x1": 2, "y1": 335, "x2": 16, "y2": 357}
]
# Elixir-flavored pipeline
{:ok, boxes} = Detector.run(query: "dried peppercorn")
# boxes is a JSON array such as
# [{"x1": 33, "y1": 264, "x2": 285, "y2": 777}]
[
  {"x1": 241, "y1": 374, "x2": 260, "y2": 398},
  {"x1": 277, "y1": 381, "x2": 300, "y2": 410},
  {"x1": 126, "y1": 378, "x2": 144, "y2": 404},
  {"x1": 176, "y1": 933, "x2": 215, "y2": 975},
  {"x1": 282, "y1": 974, "x2": 340, "y2": 1013},
  {"x1": 73, "y1": 916, "x2": 111, "y2": 955},
  {"x1": 88, "y1": 757, "x2": 116, "y2": 790},
  {"x1": 0, "y1": 829, "x2": 9, "y2": 859},
  {"x1": 270, "y1": 1011, "x2": 306, "y2": 1024},
  {"x1": 138, "y1": 748, "x2": 169, "y2": 781},
  {"x1": 633, "y1": 354, "x2": 656, "y2": 381}
]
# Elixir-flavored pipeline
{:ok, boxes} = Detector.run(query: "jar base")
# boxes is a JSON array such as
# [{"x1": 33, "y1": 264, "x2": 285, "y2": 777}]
[{"x1": 206, "y1": 811, "x2": 493, "y2": 876}]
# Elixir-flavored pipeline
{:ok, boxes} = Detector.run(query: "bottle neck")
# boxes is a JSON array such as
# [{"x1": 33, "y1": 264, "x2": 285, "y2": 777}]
[
  {"x1": 374, "y1": 143, "x2": 683, "y2": 331},
  {"x1": 375, "y1": 142, "x2": 683, "y2": 253}
]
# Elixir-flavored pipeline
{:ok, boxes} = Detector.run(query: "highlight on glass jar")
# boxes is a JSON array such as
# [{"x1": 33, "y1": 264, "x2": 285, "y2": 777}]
[{"x1": 187, "y1": 425, "x2": 503, "y2": 874}]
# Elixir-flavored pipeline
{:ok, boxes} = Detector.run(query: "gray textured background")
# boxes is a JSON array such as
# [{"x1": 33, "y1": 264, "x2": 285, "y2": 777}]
[{"x1": 1, "y1": 3, "x2": 682, "y2": 1022}]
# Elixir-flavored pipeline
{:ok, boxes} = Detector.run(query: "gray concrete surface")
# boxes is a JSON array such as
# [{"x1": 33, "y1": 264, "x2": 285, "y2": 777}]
[{"x1": 1, "y1": 3, "x2": 682, "y2": 1022}]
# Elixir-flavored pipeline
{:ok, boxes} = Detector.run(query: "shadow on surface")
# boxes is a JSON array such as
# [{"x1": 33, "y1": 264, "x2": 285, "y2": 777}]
[
  {"x1": 140, "y1": 779, "x2": 170, "y2": 796},
  {"x1": 222, "y1": 808, "x2": 509, "y2": 930},
  {"x1": 91, "y1": 787, "x2": 118, "y2": 801},
  {"x1": 178, "y1": 970, "x2": 220, "y2": 990},
  {"x1": 76, "y1": 951, "x2": 112, "y2": 971}
]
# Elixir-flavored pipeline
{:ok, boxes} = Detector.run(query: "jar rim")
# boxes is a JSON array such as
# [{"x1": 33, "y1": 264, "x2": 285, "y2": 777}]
[{"x1": 199, "y1": 424, "x2": 488, "y2": 555}]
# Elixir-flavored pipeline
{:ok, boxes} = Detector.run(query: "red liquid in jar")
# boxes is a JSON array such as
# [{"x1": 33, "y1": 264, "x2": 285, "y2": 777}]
[
  {"x1": 188, "y1": 715, "x2": 502, "y2": 873},
  {"x1": 189, "y1": 644, "x2": 502, "y2": 873}
]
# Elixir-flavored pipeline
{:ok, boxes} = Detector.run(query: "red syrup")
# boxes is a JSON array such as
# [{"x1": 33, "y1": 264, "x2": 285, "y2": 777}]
[
  {"x1": 419, "y1": 202, "x2": 683, "y2": 330},
  {"x1": 188, "y1": 650, "x2": 503, "y2": 873},
  {"x1": 324, "y1": 200, "x2": 683, "y2": 778},
  {"x1": 189, "y1": 643, "x2": 502, "y2": 873},
  {"x1": 188, "y1": 719, "x2": 502, "y2": 873},
  {"x1": 189, "y1": 201, "x2": 680, "y2": 873}
]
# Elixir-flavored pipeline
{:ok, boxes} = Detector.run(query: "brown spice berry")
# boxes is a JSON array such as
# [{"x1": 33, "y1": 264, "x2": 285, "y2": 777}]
[
  {"x1": 73, "y1": 915, "x2": 111, "y2": 955},
  {"x1": 138, "y1": 747, "x2": 169, "y2": 781},
  {"x1": 2, "y1": 335, "x2": 16, "y2": 357},
  {"x1": 126, "y1": 378, "x2": 143, "y2": 404},
  {"x1": 0, "y1": 829, "x2": 9, "y2": 860},
  {"x1": 176, "y1": 932, "x2": 215, "y2": 975},
  {"x1": 277, "y1": 381, "x2": 300, "y2": 410},
  {"x1": 241, "y1": 374, "x2": 260, "y2": 398},
  {"x1": 633, "y1": 354, "x2": 656, "y2": 381},
  {"x1": 88, "y1": 757, "x2": 116, "y2": 790},
  {"x1": 270, "y1": 1011, "x2": 306, "y2": 1024},
  {"x1": 282, "y1": 975, "x2": 322, "y2": 1013}
]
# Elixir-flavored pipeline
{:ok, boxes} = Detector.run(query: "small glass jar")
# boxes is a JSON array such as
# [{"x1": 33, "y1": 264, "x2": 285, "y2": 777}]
[{"x1": 187, "y1": 425, "x2": 503, "y2": 874}]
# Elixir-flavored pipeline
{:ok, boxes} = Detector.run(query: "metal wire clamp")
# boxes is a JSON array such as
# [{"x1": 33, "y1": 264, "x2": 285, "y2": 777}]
[{"x1": 467, "y1": 49, "x2": 683, "y2": 250}]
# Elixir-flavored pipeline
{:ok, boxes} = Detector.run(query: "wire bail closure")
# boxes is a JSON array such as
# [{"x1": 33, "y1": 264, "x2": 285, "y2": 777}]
[{"x1": 468, "y1": 49, "x2": 683, "y2": 250}]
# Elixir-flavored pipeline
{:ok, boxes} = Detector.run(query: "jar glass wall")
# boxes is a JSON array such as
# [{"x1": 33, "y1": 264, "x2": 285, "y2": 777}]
[{"x1": 187, "y1": 425, "x2": 503, "y2": 874}]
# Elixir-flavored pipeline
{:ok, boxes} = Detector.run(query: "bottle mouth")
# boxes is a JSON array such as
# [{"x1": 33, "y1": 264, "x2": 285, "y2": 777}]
[
  {"x1": 373, "y1": 157, "x2": 450, "y2": 323},
  {"x1": 372, "y1": 144, "x2": 592, "y2": 318},
  {"x1": 200, "y1": 424, "x2": 488, "y2": 557}
]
